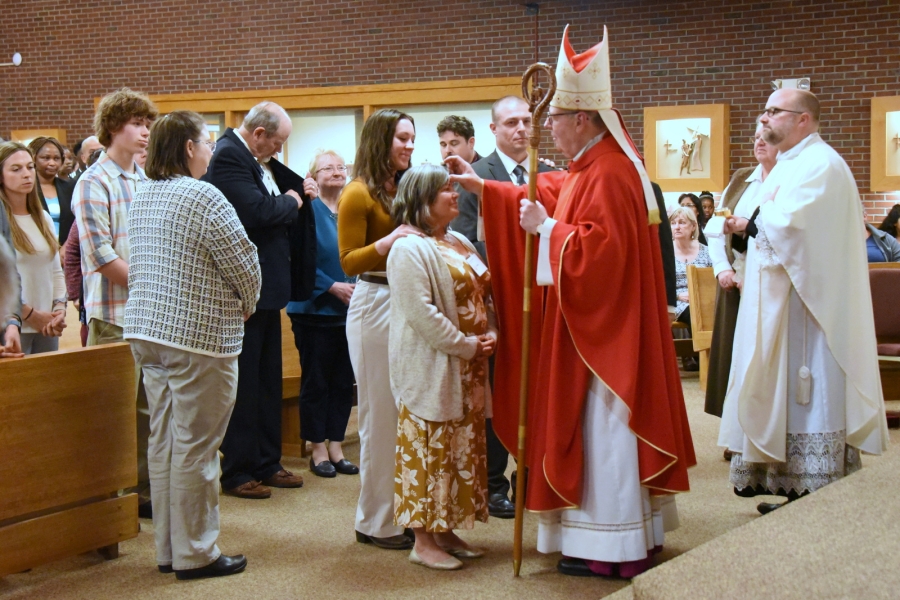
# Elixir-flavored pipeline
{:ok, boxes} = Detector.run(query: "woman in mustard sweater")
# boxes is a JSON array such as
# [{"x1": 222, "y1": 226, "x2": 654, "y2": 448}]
[{"x1": 338, "y1": 108, "x2": 421, "y2": 550}]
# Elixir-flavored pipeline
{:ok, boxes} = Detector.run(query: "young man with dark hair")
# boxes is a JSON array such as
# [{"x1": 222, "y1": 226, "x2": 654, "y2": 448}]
[
  {"x1": 72, "y1": 87, "x2": 158, "y2": 517},
  {"x1": 437, "y1": 115, "x2": 481, "y2": 165}
]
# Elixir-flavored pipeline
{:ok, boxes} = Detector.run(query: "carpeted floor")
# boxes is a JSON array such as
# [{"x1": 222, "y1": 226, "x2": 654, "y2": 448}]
[{"x1": 2, "y1": 371, "x2": 896, "y2": 600}]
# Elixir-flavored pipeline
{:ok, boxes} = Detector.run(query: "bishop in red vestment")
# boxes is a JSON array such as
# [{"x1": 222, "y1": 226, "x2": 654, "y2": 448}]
[{"x1": 449, "y1": 25, "x2": 695, "y2": 578}]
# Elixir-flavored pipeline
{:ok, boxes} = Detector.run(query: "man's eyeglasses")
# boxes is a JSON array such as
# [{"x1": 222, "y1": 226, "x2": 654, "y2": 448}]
[
  {"x1": 545, "y1": 111, "x2": 579, "y2": 125},
  {"x1": 194, "y1": 139, "x2": 216, "y2": 152},
  {"x1": 761, "y1": 107, "x2": 804, "y2": 118},
  {"x1": 316, "y1": 166, "x2": 348, "y2": 175}
]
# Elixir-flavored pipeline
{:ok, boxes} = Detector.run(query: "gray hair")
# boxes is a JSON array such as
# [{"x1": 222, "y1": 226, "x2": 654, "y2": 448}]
[
  {"x1": 242, "y1": 101, "x2": 289, "y2": 136},
  {"x1": 391, "y1": 164, "x2": 450, "y2": 236}
]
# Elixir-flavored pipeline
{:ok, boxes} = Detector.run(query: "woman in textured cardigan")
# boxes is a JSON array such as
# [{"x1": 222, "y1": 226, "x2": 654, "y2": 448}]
[
  {"x1": 388, "y1": 164, "x2": 497, "y2": 571},
  {"x1": 125, "y1": 111, "x2": 261, "y2": 581}
]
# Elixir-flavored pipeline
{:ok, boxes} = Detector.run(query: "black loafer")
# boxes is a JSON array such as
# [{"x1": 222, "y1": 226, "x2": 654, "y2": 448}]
[
  {"x1": 355, "y1": 530, "x2": 413, "y2": 550},
  {"x1": 158, "y1": 564, "x2": 173, "y2": 574},
  {"x1": 556, "y1": 557, "x2": 596, "y2": 577},
  {"x1": 488, "y1": 493, "x2": 515, "y2": 519},
  {"x1": 309, "y1": 457, "x2": 337, "y2": 478},
  {"x1": 138, "y1": 501, "x2": 153, "y2": 520},
  {"x1": 757, "y1": 502, "x2": 785, "y2": 515},
  {"x1": 175, "y1": 554, "x2": 247, "y2": 580},
  {"x1": 330, "y1": 459, "x2": 359, "y2": 475}
]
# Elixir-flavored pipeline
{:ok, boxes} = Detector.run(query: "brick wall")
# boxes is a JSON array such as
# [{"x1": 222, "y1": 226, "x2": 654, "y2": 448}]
[{"x1": 2, "y1": 0, "x2": 898, "y2": 214}]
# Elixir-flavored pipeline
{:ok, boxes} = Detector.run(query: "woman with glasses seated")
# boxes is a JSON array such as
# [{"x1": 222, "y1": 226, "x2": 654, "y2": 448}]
[
  {"x1": 286, "y1": 150, "x2": 359, "y2": 478},
  {"x1": 125, "y1": 110, "x2": 261, "y2": 580}
]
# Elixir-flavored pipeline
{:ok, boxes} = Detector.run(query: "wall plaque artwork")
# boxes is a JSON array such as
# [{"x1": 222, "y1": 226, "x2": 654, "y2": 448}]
[
  {"x1": 871, "y1": 96, "x2": 900, "y2": 191},
  {"x1": 644, "y1": 104, "x2": 729, "y2": 192}
]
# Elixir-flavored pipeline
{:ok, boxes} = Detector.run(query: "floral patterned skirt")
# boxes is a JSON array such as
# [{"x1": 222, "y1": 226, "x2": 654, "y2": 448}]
[{"x1": 393, "y1": 388, "x2": 489, "y2": 532}]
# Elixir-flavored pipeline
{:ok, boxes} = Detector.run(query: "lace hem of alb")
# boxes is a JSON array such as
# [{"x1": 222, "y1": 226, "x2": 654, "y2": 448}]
[
  {"x1": 754, "y1": 217, "x2": 780, "y2": 269},
  {"x1": 730, "y1": 430, "x2": 861, "y2": 496}
]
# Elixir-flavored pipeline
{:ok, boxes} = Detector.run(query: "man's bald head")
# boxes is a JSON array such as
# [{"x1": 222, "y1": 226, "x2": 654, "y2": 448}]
[
  {"x1": 782, "y1": 89, "x2": 820, "y2": 122},
  {"x1": 78, "y1": 135, "x2": 103, "y2": 167}
]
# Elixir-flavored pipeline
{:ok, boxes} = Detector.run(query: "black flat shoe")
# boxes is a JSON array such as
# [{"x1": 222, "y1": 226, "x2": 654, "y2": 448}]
[
  {"x1": 330, "y1": 459, "x2": 359, "y2": 475},
  {"x1": 757, "y1": 502, "x2": 785, "y2": 515},
  {"x1": 557, "y1": 557, "x2": 597, "y2": 577},
  {"x1": 309, "y1": 457, "x2": 337, "y2": 478},
  {"x1": 175, "y1": 554, "x2": 247, "y2": 581},
  {"x1": 355, "y1": 530, "x2": 414, "y2": 550},
  {"x1": 138, "y1": 501, "x2": 153, "y2": 520},
  {"x1": 158, "y1": 565, "x2": 173, "y2": 574}
]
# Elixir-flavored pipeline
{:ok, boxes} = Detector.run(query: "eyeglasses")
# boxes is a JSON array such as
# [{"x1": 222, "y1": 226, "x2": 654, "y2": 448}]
[
  {"x1": 194, "y1": 139, "x2": 216, "y2": 152},
  {"x1": 545, "y1": 111, "x2": 579, "y2": 125},
  {"x1": 761, "y1": 107, "x2": 804, "y2": 118},
  {"x1": 316, "y1": 166, "x2": 348, "y2": 175}
]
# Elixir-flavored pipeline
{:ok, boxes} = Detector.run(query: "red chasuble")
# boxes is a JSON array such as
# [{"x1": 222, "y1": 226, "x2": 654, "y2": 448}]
[{"x1": 483, "y1": 135, "x2": 695, "y2": 512}]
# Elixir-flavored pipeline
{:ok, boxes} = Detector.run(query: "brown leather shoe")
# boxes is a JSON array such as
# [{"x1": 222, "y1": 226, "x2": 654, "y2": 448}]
[
  {"x1": 225, "y1": 480, "x2": 271, "y2": 499},
  {"x1": 261, "y1": 469, "x2": 304, "y2": 488}
]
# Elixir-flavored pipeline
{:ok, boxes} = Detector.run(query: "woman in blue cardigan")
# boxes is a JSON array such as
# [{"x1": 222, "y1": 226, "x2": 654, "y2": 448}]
[{"x1": 287, "y1": 150, "x2": 359, "y2": 478}]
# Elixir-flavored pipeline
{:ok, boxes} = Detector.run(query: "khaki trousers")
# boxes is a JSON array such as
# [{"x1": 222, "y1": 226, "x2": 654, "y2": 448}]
[{"x1": 130, "y1": 339, "x2": 238, "y2": 569}]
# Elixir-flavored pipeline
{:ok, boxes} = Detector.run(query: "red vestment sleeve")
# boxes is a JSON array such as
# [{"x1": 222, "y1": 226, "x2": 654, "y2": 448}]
[{"x1": 481, "y1": 174, "x2": 566, "y2": 488}]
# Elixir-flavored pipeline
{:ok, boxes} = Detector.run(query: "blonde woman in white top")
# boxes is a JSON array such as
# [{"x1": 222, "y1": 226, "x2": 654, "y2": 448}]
[{"x1": 0, "y1": 142, "x2": 66, "y2": 354}]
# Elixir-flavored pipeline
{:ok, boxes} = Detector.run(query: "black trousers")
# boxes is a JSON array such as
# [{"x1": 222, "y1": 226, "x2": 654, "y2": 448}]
[
  {"x1": 486, "y1": 418, "x2": 510, "y2": 497},
  {"x1": 485, "y1": 355, "x2": 511, "y2": 498},
  {"x1": 677, "y1": 305, "x2": 693, "y2": 336},
  {"x1": 220, "y1": 309, "x2": 284, "y2": 489},
  {"x1": 290, "y1": 317, "x2": 355, "y2": 443}
]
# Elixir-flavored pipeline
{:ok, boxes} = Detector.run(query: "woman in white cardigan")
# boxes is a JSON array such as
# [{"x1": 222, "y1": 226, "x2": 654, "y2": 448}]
[
  {"x1": 0, "y1": 142, "x2": 66, "y2": 355},
  {"x1": 388, "y1": 164, "x2": 498, "y2": 571}
]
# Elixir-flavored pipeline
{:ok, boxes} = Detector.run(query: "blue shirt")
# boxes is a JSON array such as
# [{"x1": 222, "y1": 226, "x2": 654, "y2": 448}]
[
  {"x1": 44, "y1": 195, "x2": 60, "y2": 235},
  {"x1": 286, "y1": 198, "x2": 355, "y2": 322},
  {"x1": 866, "y1": 234, "x2": 886, "y2": 263}
]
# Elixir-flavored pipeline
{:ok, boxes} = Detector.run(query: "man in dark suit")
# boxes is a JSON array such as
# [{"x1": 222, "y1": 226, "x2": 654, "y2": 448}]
[
  {"x1": 450, "y1": 95, "x2": 551, "y2": 519},
  {"x1": 204, "y1": 101, "x2": 316, "y2": 499},
  {"x1": 651, "y1": 182, "x2": 677, "y2": 310}
]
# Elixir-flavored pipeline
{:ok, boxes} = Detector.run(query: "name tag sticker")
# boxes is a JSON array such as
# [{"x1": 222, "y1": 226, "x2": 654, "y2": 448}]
[{"x1": 466, "y1": 253, "x2": 488, "y2": 276}]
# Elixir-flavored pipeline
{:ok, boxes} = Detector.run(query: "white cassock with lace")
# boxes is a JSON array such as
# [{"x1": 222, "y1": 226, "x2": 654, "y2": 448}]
[{"x1": 719, "y1": 133, "x2": 889, "y2": 495}]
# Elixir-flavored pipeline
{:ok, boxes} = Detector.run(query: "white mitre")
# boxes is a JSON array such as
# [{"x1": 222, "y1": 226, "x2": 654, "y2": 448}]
[{"x1": 552, "y1": 25, "x2": 659, "y2": 224}]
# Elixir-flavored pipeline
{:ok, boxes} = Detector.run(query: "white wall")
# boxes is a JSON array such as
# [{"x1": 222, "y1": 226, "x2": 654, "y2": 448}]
[{"x1": 282, "y1": 103, "x2": 495, "y2": 178}]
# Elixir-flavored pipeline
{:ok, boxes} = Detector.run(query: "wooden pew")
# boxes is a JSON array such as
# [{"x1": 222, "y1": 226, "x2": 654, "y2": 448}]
[
  {"x1": 868, "y1": 262, "x2": 900, "y2": 428},
  {"x1": 0, "y1": 343, "x2": 140, "y2": 576},
  {"x1": 687, "y1": 265, "x2": 717, "y2": 392}
]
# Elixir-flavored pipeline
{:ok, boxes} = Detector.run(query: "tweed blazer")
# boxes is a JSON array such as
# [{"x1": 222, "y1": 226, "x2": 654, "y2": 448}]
[{"x1": 387, "y1": 232, "x2": 497, "y2": 422}]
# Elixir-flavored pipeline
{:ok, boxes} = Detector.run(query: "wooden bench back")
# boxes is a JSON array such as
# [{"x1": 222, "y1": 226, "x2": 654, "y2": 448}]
[
  {"x1": 0, "y1": 343, "x2": 137, "y2": 522},
  {"x1": 687, "y1": 266, "x2": 717, "y2": 352}
]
